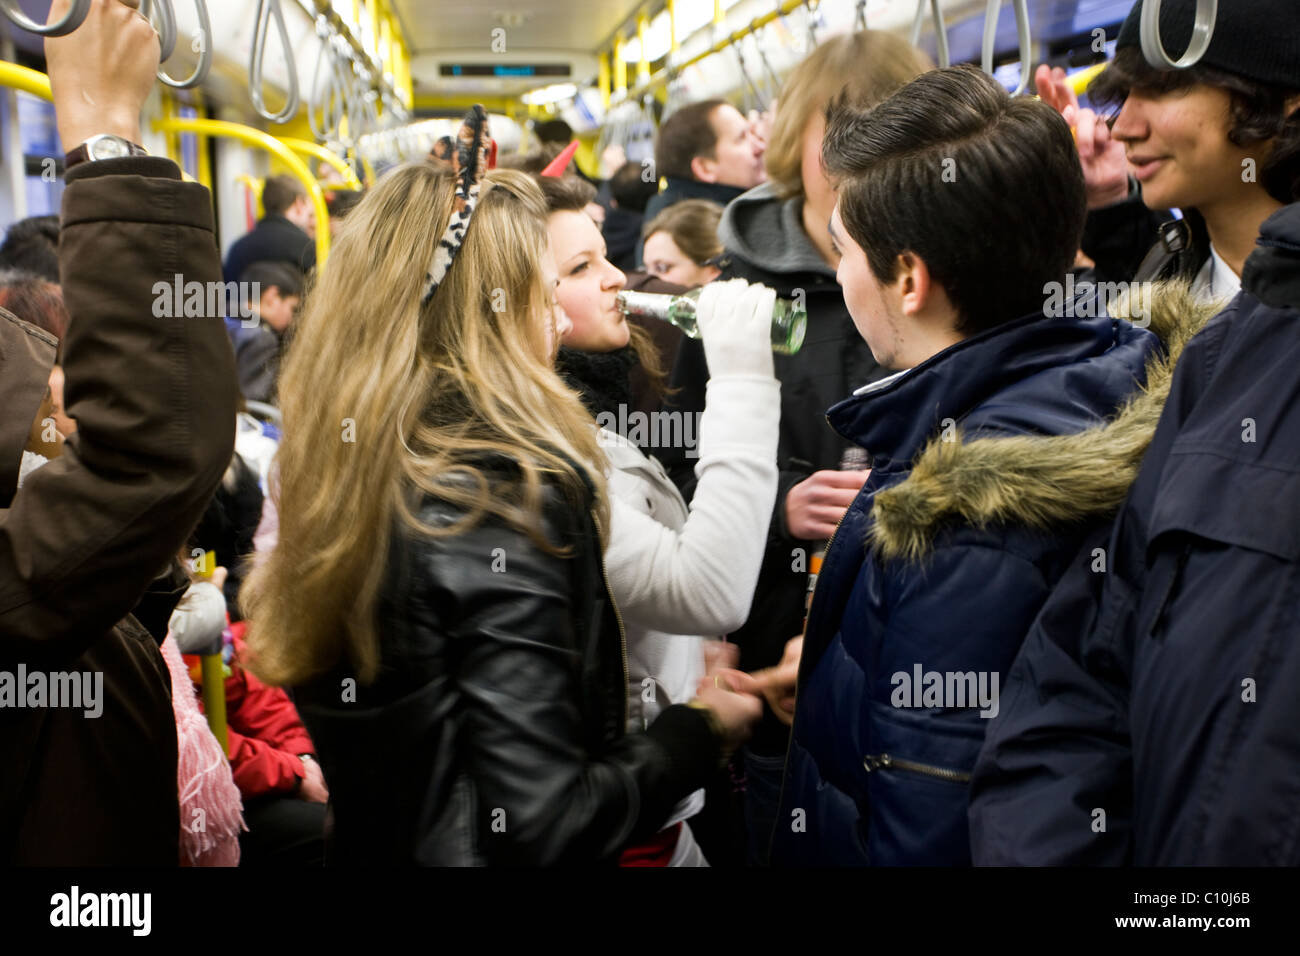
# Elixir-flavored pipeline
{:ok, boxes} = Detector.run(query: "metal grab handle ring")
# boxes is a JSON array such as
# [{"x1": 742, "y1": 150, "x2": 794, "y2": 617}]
[
  {"x1": 910, "y1": 0, "x2": 950, "y2": 68},
  {"x1": 1140, "y1": 0, "x2": 1217, "y2": 70},
  {"x1": 753, "y1": 26, "x2": 782, "y2": 105},
  {"x1": 981, "y1": 0, "x2": 1033, "y2": 96},
  {"x1": 158, "y1": 0, "x2": 211, "y2": 90},
  {"x1": 308, "y1": 22, "x2": 343, "y2": 141},
  {"x1": 140, "y1": 0, "x2": 177, "y2": 63},
  {"x1": 250, "y1": 0, "x2": 300, "y2": 124},
  {"x1": 0, "y1": 0, "x2": 90, "y2": 36}
]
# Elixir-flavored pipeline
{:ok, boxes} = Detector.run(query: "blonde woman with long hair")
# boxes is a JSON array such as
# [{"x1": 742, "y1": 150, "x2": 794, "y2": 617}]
[{"x1": 240, "y1": 108, "x2": 759, "y2": 866}]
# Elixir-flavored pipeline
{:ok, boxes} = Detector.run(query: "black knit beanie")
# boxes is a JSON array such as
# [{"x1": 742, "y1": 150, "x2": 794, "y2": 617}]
[{"x1": 1116, "y1": 0, "x2": 1300, "y2": 87}]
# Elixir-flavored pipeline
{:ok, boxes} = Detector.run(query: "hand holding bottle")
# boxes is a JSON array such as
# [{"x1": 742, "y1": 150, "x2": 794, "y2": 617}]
[{"x1": 695, "y1": 278, "x2": 778, "y2": 379}]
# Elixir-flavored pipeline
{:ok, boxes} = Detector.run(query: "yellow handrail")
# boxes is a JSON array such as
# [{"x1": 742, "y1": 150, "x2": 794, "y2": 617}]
[
  {"x1": 280, "y1": 137, "x2": 363, "y2": 190},
  {"x1": 622, "y1": 0, "x2": 806, "y2": 103},
  {"x1": 154, "y1": 116, "x2": 330, "y2": 266},
  {"x1": 0, "y1": 60, "x2": 52, "y2": 100}
]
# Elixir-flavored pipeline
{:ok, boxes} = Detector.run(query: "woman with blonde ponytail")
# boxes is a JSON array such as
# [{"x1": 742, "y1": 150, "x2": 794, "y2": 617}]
[{"x1": 240, "y1": 108, "x2": 759, "y2": 866}]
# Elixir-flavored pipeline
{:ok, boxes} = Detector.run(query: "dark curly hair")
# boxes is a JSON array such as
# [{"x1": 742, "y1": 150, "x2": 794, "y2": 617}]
[{"x1": 1089, "y1": 47, "x2": 1300, "y2": 204}]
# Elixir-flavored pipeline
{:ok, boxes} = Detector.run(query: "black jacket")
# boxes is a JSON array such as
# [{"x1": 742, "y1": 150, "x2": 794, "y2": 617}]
[
  {"x1": 292, "y1": 472, "x2": 722, "y2": 865},
  {"x1": 659, "y1": 182, "x2": 888, "y2": 754},
  {"x1": 970, "y1": 203, "x2": 1300, "y2": 865},
  {"x1": 223, "y1": 215, "x2": 316, "y2": 284}
]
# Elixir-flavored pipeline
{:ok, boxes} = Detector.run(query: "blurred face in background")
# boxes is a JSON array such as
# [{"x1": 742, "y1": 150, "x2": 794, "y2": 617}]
[
  {"x1": 547, "y1": 209, "x2": 629, "y2": 352},
  {"x1": 643, "y1": 230, "x2": 721, "y2": 288},
  {"x1": 258, "y1": 286, "x2": 300, "y2": 334},
  {"x1": 694, "y1": 104, "x2": 766, "y2": 189},
  {"x1": 285, "y1": 195, "x2": 317, "y2": 239}
]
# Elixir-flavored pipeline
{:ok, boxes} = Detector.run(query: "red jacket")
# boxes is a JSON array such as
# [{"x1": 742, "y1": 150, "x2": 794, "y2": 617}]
[{"x1": 193, "y1": 625, "x2": 316, "y2": 799}]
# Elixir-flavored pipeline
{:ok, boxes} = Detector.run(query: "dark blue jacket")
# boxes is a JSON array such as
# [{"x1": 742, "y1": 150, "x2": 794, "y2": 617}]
[
  {"x1": 970, "y1": 204, "x2": 1300, "y2": 866},
  {"x1": 771, "y1": 306, "x2": 1160, "y2": 866}
]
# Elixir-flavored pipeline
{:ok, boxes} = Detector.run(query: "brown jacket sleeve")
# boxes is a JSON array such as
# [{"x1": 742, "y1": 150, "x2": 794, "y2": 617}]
[{"x1": 0, "y1": 157, "x2": 237, "y2": 665}]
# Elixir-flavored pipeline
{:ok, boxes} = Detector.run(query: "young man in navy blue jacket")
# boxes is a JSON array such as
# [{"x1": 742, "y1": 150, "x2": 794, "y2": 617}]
[{"x1": 749, "y1": 66, "x2": 1163, "y2": 866}]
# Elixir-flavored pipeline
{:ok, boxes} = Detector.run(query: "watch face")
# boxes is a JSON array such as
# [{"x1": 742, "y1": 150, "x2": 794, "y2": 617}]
[{"x1": 90, "y1": 137, "x2": 130, "y2": 161}]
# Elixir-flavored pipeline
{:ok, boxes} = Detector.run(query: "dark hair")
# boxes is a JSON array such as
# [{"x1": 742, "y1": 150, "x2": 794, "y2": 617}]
[
  {"x1": 0, "y1": 267, "x2": 69, "y2": 340},
  {"x1": 534, "y1": 119, "x2": 574, "y2": 146},
  {"x1": 655, "y1": 99, "x2": 728, "y2": 182},
  {"x1": 609, "y1": 161, "x2": 659, "y2": 213},
  {"x1": 825, "y1": 65, "x2": 1086, "y2": 336},
  {"x1": 326, "y1": 189, "x2": 364, "y2": 220},
  {"x1": 262, "y1": 174, "x2": 307, "y2": 217},
  {"x1": 1089, "y1": 46, "x2": 1300, "y2": 204},
  {"x1": 239, "y1": 260, "x2": 303, "y2": 301},
  {"x1": 0, "y1": 215, "x2": 60, "y2": 283},
  {"x1": 641, "y1": 199, "x2": 723, "y2": 265},
  {"x1": 534, "y1": 174, "x2": 598, "y2": 213}
]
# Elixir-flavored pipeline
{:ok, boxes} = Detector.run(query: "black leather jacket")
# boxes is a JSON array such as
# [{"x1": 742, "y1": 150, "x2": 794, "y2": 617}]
[{"x1": 293, "y1": 475, "x2": 721, "y2": 865}]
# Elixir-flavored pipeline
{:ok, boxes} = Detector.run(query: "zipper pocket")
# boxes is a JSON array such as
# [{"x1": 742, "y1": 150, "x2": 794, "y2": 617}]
[{"x1": 863, "y1": 753, "x2": 972, "y2": 784}]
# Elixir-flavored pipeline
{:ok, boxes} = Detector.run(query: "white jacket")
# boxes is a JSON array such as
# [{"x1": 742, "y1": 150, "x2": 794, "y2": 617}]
[{"x1": 601, "y1": 372, "x2": 781, "y2": 827}]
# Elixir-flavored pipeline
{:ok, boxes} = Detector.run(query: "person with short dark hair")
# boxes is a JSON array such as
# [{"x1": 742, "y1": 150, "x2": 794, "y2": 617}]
[
  {"x1": 603, "y1": 161, "x2": 660, "y2": 272},
  {"x1": 229, "y1": 260, "x2": 302, "y2": 404},
  {"x1": 223, "y1": 174, "x2": 317, "y2": 283},
  {"x1": 753, "y1": 65, "x2": 1161, "y2": 866},
  {"x1": 968, "y1": 1, "x2": 1300, "y2": 868},
  {"x1": 0, "y1": 215, "x2": 61, "y2": 283},
  {"x1": 1040, "y1": 0, "x2": 1300, "y2": 300},
  {"x1": 641, "y1": 99, "x2": 765, "y2": 239}
]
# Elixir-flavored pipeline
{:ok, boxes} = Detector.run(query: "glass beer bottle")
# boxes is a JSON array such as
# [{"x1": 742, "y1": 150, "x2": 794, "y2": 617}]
[{"x1": 615, "y1": 286, "x2": 807, "y2": 355}]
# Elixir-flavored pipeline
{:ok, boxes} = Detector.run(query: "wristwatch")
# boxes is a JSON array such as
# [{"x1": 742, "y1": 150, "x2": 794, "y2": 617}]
[{"x1": 64, "y1": 134, "x2": 148, "y2": 171}]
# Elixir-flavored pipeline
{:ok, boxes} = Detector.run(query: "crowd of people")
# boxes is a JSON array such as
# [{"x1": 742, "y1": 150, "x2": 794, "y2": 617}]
[{"x1": 1, "y1": 0, "x2": 1297, "y2": 868}]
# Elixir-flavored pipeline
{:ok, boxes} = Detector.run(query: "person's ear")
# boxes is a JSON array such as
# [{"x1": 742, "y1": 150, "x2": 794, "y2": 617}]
[
  {"x1": 895, "y1": 252, "x2": 932, "y2": 317},
  {"x1": 703, "y1": 264, "x2": 722, "y2": 283},
  {"x1": 690, "y1": 154, "x2": 718, "y2": 183}
]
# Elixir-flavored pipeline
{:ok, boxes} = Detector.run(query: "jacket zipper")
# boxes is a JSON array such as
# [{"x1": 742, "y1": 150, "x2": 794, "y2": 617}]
[
  {"x1": 863, "y1": 753, "x2": 972, "y2": 784},
  {"x1": 592, "y1": 510, "x2": 629, "y2": 732}
]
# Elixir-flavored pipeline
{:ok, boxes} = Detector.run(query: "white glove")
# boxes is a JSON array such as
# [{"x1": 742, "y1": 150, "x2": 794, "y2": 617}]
[
  {"x1": 168, "y1": 581, "x2": 228, "y2": 655},
  {"x1": 695, "y1": 278, "x2": 777, "y2": 379}
]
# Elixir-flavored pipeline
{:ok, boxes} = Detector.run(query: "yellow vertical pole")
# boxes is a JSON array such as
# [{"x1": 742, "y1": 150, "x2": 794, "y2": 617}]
[
  {"x1": 669, "y1": 0, "x2": 679, "y2": 55},
  {"x1": 598, "y1": 51, "x2": 611, "y2": 110},
  {"x1": 613, "y1": 35, "x2": 627, "y2": 96},
  {"x1": 194, "y1": 93, "x2": 213, "y2": 193},
  {"x1": 200, "y1": 654, "x2": 228, "y2": 753},
  {"x1": 161, "y1": 90, "x2": 181, "y2": 166},
  {"x1": 637, "y1": 13, "x2": 650, "y2": 86},
  {"x1": 714, "y1": 0, "x2": 723, "y2": 26}
]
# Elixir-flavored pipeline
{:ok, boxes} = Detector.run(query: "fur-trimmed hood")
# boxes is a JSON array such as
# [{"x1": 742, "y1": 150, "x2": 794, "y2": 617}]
[{"x1": 869, "y1": 282, "x2": 1221, "y2": 562}]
